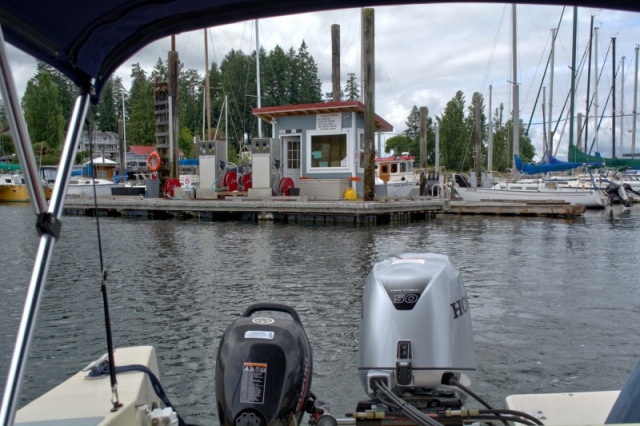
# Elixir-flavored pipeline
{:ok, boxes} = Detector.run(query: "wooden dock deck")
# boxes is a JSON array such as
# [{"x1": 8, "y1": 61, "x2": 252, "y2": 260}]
[{"x1": 61, "y1": 194, "x2": 588, "y2": 224}]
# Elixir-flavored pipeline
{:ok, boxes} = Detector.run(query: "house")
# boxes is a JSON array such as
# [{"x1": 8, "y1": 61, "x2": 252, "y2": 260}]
[
  {"x1": 83, "y1": 156, "x2": 117, "y2": 180},
  {"x1": 78, "y1": 131, "x2": 120, "y2": 158},
  {"x1": 252, "y1": 100, "x2": 393, "y2": 196},
  {"x1": 126, "y1": 145, "x2": 185, "y2": 171}
]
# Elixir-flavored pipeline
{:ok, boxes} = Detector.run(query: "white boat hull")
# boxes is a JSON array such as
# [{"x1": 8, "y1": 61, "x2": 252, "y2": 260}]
[
  {"x1": 454, "y1": 186, "x2": 606, "y2": 208},
  {"x1": 375, "y1": 181, "x2": 415, "y2": 198},
  {"x1": 506, "y1": 391, "x2": 620, "y2": 426},
  {"x1": 67, "y1": 180, "x2": 125, "y2": 197},
  {"x1": 16, "y1": 346, "x2": 163, "y2": 426}
]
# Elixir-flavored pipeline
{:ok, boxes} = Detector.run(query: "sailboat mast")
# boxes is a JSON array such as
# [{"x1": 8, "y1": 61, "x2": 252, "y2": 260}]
[
  {"x1": 255, "y1": 19, "x2": 262, "y2": 138},
  {"x1": 549, "y1": 28, "x2": 555, "y2": 158},
  {"x1": 488, "y1": 84, "x2": 493, "y2": 172},
  {"x1": 585, "y1": 15, "x2": 594, "y2": 151},
  {"x1": 594, "y1": 26, "x2": 599, "y2": 153},
  {"x1": 511, "y1": 4, "x2": 519, "y2": 166},
  {"x1": 633, "y1": 45, "x2": 639, "y2": 158},
  {"x1": 621, "y1": 55, "x2": 625, "y2": 158},
  {"x1": 569, "y1": 6, "x2": 577, "y2": 155},
  {"x1": 204, "y1": 29, "x2": 211, "y2": 140},
  {"x1": 612, "y1": 37, "x2": 616, "y2": 158}
]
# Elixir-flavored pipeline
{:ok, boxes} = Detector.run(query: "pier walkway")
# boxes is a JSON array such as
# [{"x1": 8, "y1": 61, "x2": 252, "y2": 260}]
[{"x1": 62, "y1": 194, "x2": 587, "y2": 224}]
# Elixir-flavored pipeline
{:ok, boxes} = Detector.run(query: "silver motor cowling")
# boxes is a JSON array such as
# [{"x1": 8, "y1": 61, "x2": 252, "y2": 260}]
[{"x1": 358, "y1": 253, "x2": 475, "y2": 398}]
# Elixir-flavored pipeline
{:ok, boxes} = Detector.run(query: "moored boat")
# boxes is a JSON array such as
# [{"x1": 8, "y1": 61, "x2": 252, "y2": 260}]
[
  {"x1": 0, "y1": 172, "x2": 52, "y2": 202},
  {"x1": 453, "y1": 173, "x2": 607, "y2": 208},
  {"x1": 375, "y1": 153, "x2": 420, "y2": 197}
]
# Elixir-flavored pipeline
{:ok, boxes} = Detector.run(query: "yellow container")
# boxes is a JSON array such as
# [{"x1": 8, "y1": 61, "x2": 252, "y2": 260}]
[{"x1": 343, "y1": 187, "x2": 357, "y2": 200}]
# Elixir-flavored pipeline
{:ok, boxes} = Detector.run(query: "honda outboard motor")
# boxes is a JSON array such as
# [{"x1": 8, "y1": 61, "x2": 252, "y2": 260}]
[
  {"x1": 358, "y1": 253, "x2": 475, "y2": 401},
  {"x1": 216, "y1": 303, "x2": 312, "y2": 426}
]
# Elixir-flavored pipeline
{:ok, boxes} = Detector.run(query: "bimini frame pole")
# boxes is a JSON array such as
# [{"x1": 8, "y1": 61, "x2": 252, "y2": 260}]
[{"x1": 0, "y1": 24, "x2": 92, "y2": 426}]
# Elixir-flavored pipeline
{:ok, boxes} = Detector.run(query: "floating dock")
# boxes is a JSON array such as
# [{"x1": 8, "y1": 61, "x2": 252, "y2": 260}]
[{"x1": 62, "y1": 194, "x2": 588, "y2": 224}]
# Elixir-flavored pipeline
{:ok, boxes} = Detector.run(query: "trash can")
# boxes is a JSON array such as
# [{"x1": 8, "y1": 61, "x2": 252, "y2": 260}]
[{"x1": 145, "y1": 179, "x2": 161, "y2": 198}]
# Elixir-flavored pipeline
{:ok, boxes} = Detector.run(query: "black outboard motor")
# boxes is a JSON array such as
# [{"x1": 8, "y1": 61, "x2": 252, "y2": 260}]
[
  {"x1": 605, "y1": 181, "x2": 631, "y2": 207},
  {"x1": 216, "y1": 303, "x2": 312, "y2": 426}
]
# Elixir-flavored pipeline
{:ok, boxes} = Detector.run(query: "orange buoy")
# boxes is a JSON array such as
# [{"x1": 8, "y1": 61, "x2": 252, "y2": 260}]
[{"x1": 147, "y1": 151, "x2": 161, "y2": 172}]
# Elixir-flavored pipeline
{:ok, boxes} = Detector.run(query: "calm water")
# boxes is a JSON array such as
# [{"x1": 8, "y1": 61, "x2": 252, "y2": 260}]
[{"x1": 1, "y1": 203, "x2": 639, "y2": 424}]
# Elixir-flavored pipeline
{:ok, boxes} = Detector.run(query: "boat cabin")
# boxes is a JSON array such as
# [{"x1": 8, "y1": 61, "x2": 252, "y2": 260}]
[
  {"x1": 252, "y1": 101, "x2": 393, "y2": 197},
  {"x1": 376, "y1": 153, "x2": 415, "y2": 183}
]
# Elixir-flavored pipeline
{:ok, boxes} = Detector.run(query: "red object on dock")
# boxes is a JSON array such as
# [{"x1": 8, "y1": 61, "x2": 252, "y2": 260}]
[
  {"x1": 277, "y1": 177, "x2": 295, "y2": 196},
  {"x1": 223, "y1": 171, "x2": 238, "y2": 191},
  {"x1": 164, "y1": 178, "x2": 181, "y2": 197}
]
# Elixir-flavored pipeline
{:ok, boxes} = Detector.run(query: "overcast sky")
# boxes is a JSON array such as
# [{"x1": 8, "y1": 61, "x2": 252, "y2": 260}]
[{"x1": 5, "y1": 3, "x2": 640, "y2": 161}]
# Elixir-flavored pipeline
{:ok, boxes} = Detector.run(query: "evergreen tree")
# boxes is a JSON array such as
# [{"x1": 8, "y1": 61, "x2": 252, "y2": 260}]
[
  {"x1": 295, "y1": 41, "x2": 322, "y2": 103},
  {"x1": 344, "y1": 72, "x2": 359, "y2": 101},
  {"x1": 464, "y1": 92, "x2": 486, "y2": 170},
  {"x1": 127, "y1": 63, "x2": 155, "y2": 145},
  {"x1": 262, "y1": 45, "x2": 291, "y2": 107},
  {"x1": 220, "y1": 49, "x2": 252, "y2": 148},
  {"x1": 286, "y1": 47, "x2": 300, "y2": 105},
  {"x1": 179, "y1": 68, "x2": 204, "y2": 141},
  {"x1": 0, "y1": 99, "x2": 13, "y2": 157},
  {"x1": 490, "y1": 103, "x2": 535, "y2": 171},
  {"x1": 404, "y1": 106, "x2": 421, "y2": 143},
  {"x1": 151, "y1": 57, "x2": 168, "y2": 81},
  {"x1": 21, "y1": 70, "x2": 65, "y2": 154},
  {"x1": 438, "y1": 90, "x2": 469, "y2": 171},
  {"x1": 97, "y1": 78, "x2": 119, "y2": 132},
  {"x1": 35, "y1": 62, "x2": 77, "y2": 128}
]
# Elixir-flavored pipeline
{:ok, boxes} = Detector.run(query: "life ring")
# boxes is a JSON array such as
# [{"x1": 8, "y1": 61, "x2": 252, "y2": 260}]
[{"x1": 147, "y1": 151, "x2": 161, "y2": 172}]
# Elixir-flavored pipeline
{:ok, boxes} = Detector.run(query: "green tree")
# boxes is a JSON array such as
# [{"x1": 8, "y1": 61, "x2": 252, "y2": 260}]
[
  {"x1": 179, "y1": 68, "x2": 204, "y2": 142},
  {"x1": 220, "y1": 49, "x2": 252, "y2": 149},
  {"x1": 295, "y1": 41, "x2": 322, "y2": 104},
  {"x1": 262, "y1": 45, "x2": 292, "y2": 107},
  {"x1": 97, "y1": 78, "x2": 119, "y2": 132},
  {"x1": 465, "y1": 92, "x2": 486, "y2": 170},
  {"x1": 438, "y1": 90, "x2": 469, "y2": 171},
  {"x1": 0, "y1": 99, "x2": 14, "y2": 158},
  {"x1": 127, "y1": 63, "x2": 155, "y2": 145},
  {"x1": 404, "y1": 106, "x2": 421, "y2": 143},
  {"x1": 35, "y1": 62, "x2": 77, "y2": 127},
  {"x1": 490, "y1": 103, "x2": 535, "y2": 171},
  {"x1": 21, "y1": 70, "x2": 65, "y2": 154},
  {"x1": 385, "y1": 134, "x2": 414, "y2": 156},
  {"x1": 344, "y1": 72, "x2": 359, "y2": 101},
  {"x1": 178, "y1": 126, "x2": 194, "y2": 158},
  {"x1": 151, "y1": 57, "x2": 168, "y2": 81}
]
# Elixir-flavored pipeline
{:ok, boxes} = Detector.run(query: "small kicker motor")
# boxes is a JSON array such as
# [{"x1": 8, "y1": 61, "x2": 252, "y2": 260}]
[
  {"x1": 358, "y1": 253, "x2": 476, "y2": 415},
  {"x1": 215, "y1": 303, "x2": 313, "y2": 426}
]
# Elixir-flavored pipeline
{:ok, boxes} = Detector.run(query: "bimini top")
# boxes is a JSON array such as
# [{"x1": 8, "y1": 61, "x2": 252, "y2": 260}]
[{"x1": 1, "y1": 0, "x2": 639, "y2": 103}]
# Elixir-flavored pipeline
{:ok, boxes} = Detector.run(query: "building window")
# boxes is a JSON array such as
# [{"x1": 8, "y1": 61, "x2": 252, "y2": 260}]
[
  {"x1": 310, "y1": 134, "x2": 347, "y2": 168},
  {"x1": 288, "y1": 141, "x2": 300, "y2": 169}
]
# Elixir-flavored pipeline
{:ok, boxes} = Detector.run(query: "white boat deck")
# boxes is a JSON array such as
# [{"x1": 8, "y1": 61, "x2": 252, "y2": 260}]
[{"x1": 16, "y1": 346, "x2": 162, "y2": 426}]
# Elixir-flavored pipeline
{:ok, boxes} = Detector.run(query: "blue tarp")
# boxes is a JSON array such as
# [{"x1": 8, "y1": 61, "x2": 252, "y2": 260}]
[{"x1": 514, "y1": 154, "x2": 583, "y2": 175}]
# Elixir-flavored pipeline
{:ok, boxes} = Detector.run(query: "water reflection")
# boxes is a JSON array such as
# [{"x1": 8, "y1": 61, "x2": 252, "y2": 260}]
[{"x1": 0, "y1": 205, "x2": 639, "y2": 423}]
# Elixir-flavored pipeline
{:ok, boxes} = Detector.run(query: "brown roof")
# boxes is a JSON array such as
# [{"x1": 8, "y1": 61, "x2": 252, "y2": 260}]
[{"x1": 252, "y1": 100, "x2": 393, "y2": 132}]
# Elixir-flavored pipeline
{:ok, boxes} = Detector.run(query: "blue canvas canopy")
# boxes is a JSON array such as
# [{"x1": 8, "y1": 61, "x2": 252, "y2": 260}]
[
  {"x1": 514, "y1": 154, "x2": 584, "y2": 175},
  {"x1": 1, "y1": 0, "x2": 639, "y2": 103}
]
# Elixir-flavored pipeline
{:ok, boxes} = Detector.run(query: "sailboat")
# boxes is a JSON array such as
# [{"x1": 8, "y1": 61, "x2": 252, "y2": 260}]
[
  {"x1": 2, "y1": 2, "x2": 640, "y2": 426},
  {"x1": 453, "y1": 5, "x2": 607, "y2": 209}
]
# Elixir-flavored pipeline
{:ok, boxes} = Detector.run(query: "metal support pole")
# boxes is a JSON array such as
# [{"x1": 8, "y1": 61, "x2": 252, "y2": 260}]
[{"x1": 0, "y1": 23, "x2": 91, "y2": 425}]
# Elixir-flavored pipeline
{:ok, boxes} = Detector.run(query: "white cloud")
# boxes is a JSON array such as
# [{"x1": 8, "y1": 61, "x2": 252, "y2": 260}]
[{"x1": 4, "y1": 3, "x2": 640, "y2": 160}]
